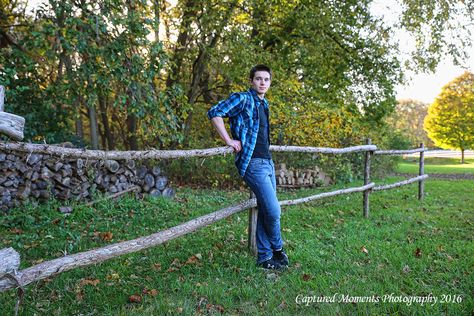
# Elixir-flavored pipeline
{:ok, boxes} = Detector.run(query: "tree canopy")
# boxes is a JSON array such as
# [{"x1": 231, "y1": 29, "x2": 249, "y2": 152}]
[
  {"x1": 386, "y1": 99, "x2": 434, "y2": 147},
  {"x1": 1, "y1": 0, "x2": 472, "y2": 151},
  {"x1": 424, "y1": 71, "x2": 474, "y2": 163}
]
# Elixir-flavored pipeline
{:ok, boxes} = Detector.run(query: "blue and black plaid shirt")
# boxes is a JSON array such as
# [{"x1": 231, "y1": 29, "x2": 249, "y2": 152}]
[{"x1": 207, "y1": 88, "x2": 270, "y2": 177}]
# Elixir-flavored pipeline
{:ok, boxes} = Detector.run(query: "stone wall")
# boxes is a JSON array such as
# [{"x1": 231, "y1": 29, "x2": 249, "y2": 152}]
[{"x1": 0, "y1": 148, "x2": 174, "y2": 211}]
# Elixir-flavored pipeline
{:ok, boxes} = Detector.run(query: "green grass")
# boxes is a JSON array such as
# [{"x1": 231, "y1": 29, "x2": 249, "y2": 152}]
[
  {"x1": 397, "y1": 157, "x2": 474, "y2": 174},
  {"x1": 1, "y1": 179, "x2": 473, "y2": 315}
]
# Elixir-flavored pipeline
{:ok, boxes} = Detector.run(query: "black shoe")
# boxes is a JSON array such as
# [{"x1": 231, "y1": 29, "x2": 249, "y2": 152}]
[
  {"x1": 257, "y1": 258, "x2": 284, "y2": 270},
  {"x1": 273, "y1": 249, "x2": 289, "y2": 267}
]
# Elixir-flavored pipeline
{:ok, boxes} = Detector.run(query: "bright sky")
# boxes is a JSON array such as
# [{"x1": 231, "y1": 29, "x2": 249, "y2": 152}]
[
  {"x1": 26, "y1": 0, "x2": 473, "y2": 105},
  {"x1": 370, "y1": 0, "x2": 474, "y2": 104},
  {"x1": 395, "y1": 58, "x2": 474, "y2": 104}
]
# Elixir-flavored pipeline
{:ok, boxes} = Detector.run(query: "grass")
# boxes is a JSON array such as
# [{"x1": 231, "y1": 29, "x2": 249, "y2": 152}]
[
  {"x1": 1, "y1": 177, "x2": 473, "y2": 315},
  {"x1": 397, "y1": 157, "x2": 474, "y2": 174}
]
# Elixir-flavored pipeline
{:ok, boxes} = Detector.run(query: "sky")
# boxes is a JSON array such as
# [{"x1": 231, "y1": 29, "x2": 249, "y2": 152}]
[
  {"x1": 395, "y1": 58, "x2": 473, "y2": 104},
  {"x1": 370, "y1": 0, "x2": 474, "y2": 104},
  {"x1": 25, "y1": 0, "x2": 474, "y2": 105}
]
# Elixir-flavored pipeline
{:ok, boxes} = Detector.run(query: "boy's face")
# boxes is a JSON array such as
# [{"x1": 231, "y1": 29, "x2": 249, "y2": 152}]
[{"x1": 250, "y1": 70, "x2": 271, "y2": 96}]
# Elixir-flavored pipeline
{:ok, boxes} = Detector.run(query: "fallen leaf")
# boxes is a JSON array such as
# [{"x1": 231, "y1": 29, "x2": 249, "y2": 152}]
[
  {"x1": 214, "y1": 304, "x2": 225, "y2": 313},
  {"x1": 153, "y1": 263, "x2": 162, "y2": 270},
  {"x1": 106, "y1": 273, "x2": 120, "y2": 280},
  {"x1": 79, "y1": 278, "x2": 100, "y2": 286},
  {"x1": 414, "y1": 248, "x2": 422, "y2": 258},
  {"x1": 75, "y1": 290, "x2": 84, "y2": 302},
  {"x1": 128, "y1": 294, "x2": 142, "y2": 303},
  {"x1": 167, "y1": 258, "x2": 182, "y2": 272},
  {"x1": 176, "y1": 307, "x2": 183, "y2": 313},
  {"x1": 302, "y1": 274, "x2": 312, "y2": 281},
  {"x1": 185, "y1": 255, "x2": 200, "y2": 265},
  {"x1": 360, "y1": 246, "x2": 369, "y2": 254},
  {"x1": 100, "y1": 232, "x2": 113, "y2": 241},
  {"x1": 171, "y1": 258, "x2": 181, "y2": 266},
  {"x1": 10, "y1": 228, "x2": 23, "y2": 234},
  {"x1": 142, "y1": 288, "x2": 159, "y2": 296},
  {"x1": 167, "y1": 266, "x2": 179, "y2": 272}
]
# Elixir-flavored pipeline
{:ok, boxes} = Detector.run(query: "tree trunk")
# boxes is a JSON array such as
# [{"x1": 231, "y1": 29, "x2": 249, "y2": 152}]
[
  {"x1": 152, "y1": 0, "x2": 161, "y2": 41},
  {"x1": 165, "y1": 0, "x2": 197, "y2": 88},
  {"x1": 182, "y1": 0, "x2": 238, "y2": 145},
  {"x1": 461, "y1": 148, "x2": 465, "y2": 164},
  {"x1": 99, "y1": 94, "x2": 115, "y2": 150},
  {"x1": 126, "y1": 113, "x2": 138, "y2": 150},
  {"x1": 88, "y1": 104, "x2": 100, "y2": 150}
]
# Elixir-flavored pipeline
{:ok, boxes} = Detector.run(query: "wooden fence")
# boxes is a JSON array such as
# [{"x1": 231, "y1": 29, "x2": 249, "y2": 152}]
[{"x1": 0, "y1": 141, "x2": 427, "y2": 296}]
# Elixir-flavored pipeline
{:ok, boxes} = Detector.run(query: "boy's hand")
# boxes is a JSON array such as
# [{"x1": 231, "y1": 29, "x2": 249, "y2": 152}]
[{"x1": 226, "y1": 139, "x2": 242, "y2": 153}]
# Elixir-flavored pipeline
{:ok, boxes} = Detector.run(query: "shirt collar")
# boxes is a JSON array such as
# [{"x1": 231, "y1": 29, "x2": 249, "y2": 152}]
[{"x1": 248, "y1": 88, "x2": 268, "y2": 106}]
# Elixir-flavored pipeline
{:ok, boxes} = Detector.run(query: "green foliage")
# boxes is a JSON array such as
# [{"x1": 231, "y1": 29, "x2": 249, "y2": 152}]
[
  {"x1": 424, "y1": 72, "x2": 474, "y2": 153},
  {"x1": 386, "y1": 99, "x2": 434, "y2": 147},
  {"x1": 1, "y1": 0, "x2": 472, "y2": 153}
]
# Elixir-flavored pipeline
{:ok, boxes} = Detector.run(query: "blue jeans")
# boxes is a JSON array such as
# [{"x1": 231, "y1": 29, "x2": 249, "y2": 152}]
[{"x1": 243, "y1": 158, "x2": 284, "y2": 263}]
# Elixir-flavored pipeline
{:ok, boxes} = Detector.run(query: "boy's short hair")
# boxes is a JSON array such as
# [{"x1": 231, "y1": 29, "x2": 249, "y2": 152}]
[{"x1": 249, "y1": 65, "x2": 272, "y2": 80}]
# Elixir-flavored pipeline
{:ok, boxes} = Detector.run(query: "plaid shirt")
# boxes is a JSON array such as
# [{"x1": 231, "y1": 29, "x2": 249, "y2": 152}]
[{"x1": 207, "y1": 88, "x2": 270, "y2": 177}]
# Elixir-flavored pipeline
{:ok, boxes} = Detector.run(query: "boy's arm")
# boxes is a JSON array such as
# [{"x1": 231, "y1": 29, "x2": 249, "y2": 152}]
[
  {"x1": 207, "y1": 93, "x2": 245, "y2": 153},
  {"x1": 210, "y1": 117, "x2": 241, "y2": 153}
]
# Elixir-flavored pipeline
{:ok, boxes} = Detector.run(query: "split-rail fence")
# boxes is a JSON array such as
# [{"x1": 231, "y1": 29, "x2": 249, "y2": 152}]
[{"x1": 0, "y1": 140, "x2": 427, "y2": 298}]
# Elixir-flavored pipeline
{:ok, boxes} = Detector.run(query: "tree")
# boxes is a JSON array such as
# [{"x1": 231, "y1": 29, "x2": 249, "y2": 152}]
[
  {"x1": 424, "y1": 71, "x2": 474, "y2": 163},
  {"x1": 386, "y1": 99, "x2": 434, "y2": 147},
  {"x1": 1, "y1": 0, "x2": 473, "y2": 151}
]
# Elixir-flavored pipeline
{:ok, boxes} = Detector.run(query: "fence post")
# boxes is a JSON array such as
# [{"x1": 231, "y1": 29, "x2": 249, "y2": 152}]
[
  {"x1": 363, "y1": 138, "x2": 372, "y2": 218},
  {"x1": 248, "y1": 191, "x2": 257, "y2": 256},
  {"x1": 418, "y1": 143, "x2": 425, "y2": 200}
]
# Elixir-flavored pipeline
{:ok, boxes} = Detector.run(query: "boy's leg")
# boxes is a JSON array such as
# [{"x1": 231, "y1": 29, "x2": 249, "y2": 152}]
[{"x1": 243, "y1": 159, "x2": 283, "y2": 264}]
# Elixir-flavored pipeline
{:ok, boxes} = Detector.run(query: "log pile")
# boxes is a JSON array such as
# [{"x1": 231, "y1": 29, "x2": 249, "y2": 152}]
[
  {"x1": 275, "y1": 163, "x2": 332, "y2": 188},
  {"x1": 0, "y1": 149, "x2": 174, "y2": 211}
]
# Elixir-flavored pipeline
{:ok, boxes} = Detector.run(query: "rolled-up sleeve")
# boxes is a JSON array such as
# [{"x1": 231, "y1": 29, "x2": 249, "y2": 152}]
[{"x1": 207, "y1": 93, "x2": 244, "y2": 119}]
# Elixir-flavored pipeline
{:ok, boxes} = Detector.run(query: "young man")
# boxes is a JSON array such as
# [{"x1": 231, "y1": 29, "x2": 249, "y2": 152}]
[{"x1": 207, "y1": 65, "x2": 289, "y2": 270}]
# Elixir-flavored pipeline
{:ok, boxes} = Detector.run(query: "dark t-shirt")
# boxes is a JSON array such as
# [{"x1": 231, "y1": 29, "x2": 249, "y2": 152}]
[{"x1": 251, "y1": 101, "x2": 272, "y2": 159}]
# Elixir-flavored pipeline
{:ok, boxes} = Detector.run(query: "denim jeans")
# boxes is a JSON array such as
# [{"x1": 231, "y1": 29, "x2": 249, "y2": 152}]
[{"x1": 243, "y1": 158, "x2": 284, "y2": 263}]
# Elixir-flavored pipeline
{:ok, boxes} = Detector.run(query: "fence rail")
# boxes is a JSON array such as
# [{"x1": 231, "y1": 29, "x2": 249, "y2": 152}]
[{"x1": 0, "y1": 141, "x2": 427, "y2": 294}]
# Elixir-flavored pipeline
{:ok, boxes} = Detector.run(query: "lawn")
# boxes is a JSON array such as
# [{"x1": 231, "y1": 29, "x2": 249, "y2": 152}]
[
  {"x1": 397, "y1": 157, "x2": 474, "y2": 174},
  {"x1": 1, "y1": 178, "x2": 473, "y2": 315}
]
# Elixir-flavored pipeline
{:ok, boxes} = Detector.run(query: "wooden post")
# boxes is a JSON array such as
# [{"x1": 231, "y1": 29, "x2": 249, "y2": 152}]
[
  {"x1": 418, "y1": 143, "x2": 425, "y2": 200},
  {"x1": 363, "y1": 139, "x2": 372, "y2": 218},
  {"x1": 248, "y1": 190, "x2": 257, "y2": 256}
]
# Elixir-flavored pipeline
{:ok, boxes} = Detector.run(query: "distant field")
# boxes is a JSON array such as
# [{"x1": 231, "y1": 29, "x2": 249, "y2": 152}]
[{"x1": 397, "y1": 157, "x2": 474, "y2": 174}]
